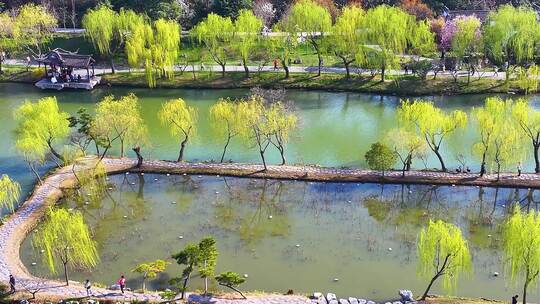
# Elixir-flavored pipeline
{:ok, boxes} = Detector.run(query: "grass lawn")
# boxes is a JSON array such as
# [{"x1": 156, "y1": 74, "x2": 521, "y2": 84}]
[{"x1": 102, "y1": 70, "x2": 521, "y2": 96}]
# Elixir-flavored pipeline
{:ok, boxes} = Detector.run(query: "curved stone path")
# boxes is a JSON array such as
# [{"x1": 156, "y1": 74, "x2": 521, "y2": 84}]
[{"x1": 0, "y1": 157, "x2": 537, "y2": 302}]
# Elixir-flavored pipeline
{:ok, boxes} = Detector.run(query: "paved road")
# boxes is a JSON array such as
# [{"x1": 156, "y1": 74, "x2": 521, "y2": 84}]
[
  {"x1": 4, "y1": 59, "x2": 507, "y2": 80},
  {"x1": 1, "y1": 157, "x2": 532, "y2": 302}
]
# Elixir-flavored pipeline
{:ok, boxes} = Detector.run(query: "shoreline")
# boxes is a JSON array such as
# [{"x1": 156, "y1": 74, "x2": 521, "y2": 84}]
[
  {"x1": 0, "y1": 157, "x2": 534, "y2": 302},
  {"x1": 0, "y1": 68, "x2": 528, "y2": 97}
]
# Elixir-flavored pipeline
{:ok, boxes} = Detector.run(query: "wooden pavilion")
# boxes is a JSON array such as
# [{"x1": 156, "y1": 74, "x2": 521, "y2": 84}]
[{"x1": 35, "y1": 48, "x2": 101, "y2": 90}]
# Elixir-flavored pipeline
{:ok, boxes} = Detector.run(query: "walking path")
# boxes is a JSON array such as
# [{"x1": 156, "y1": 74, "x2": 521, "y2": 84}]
[
  {"x1": 4, "y1": 59, "x2": 507, "y2": 80},
  {"x1": 0, "y1": 157, "x2": 536, "y2": 302}
]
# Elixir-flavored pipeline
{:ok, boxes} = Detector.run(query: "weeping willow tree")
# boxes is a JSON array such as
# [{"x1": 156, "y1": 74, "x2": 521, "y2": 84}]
[
  {"x1": 91, "y1": 94, "x2": 148, "y2": 159},
  {"x1": 13, "y1": 97, "x2": 71, "y2": 176},
  {"x1": 0, "y1": 175, "x2": 20, "y2": 214},
  {"x1": 269, "y1": 24, "x2": 297, "y2": 79},
  {"x1": 209, "y1": 98, "x2": 250, "y2": 163},
  {"x1": 360, "y1": 5, "x2": 434, "y2": 81},
  {"x1": 12, "y1": 4, "x2": 57, "y2": 57},
  {"x1": 265, "y1": 101, "x2": 298, "y2": 165},
  {"x1": 126, "y1": 18, "x2": 180, "y2": 88},
  {"x1": 192, "y1": 13, "x2": 235, "y2": 77},
  {"x1": 417, "y1": 220, "x2": 471, "y2": 300},
  {"x1": 483, "y1": 5, "x2": 540, "y2": 83},
  {"x1": 397, "y1": 100, "x2": 467, "y2": 172},
  {"x1": 451, "y1": 16, "x2": 482, "y2": 84},
  {"x1": 33, "y1": 207, "x2": 99, "y2": 286},
  {"x1": 331, "y1": 5, "x2": 364, "y2": 79},
  {"x1": 474, "y1": 97, "x2": 523, "y2": 179},
  {"x1": 158, "y1": 98, "x2": 198, "y2": 162},
  {"x1": 83, "y1": 5, "x2": 145, "y2": 73},
  {"x1": 233, "y1": 10, "x2": 263, "y2": 78},
  {"x1": 512, "y1": 99, "x2": 540, "y2": 173},
  {"x1": 283, "y1": 0, "x2": 332, "y2": 76},
  {"x1": 0, "y1": 12, "x2": 15, "y2": 73},
  {"x1": 503, "y1": 207, "x2": 540, "y2": 304},
  {"x1": 517, "y1": 65, "x2": 540, "y2": 95}
]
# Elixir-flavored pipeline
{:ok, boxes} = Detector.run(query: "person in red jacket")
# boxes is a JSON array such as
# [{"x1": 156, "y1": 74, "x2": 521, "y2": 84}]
[{"x1": 117, "y1": 275, "x2": 126, "y2": 294}]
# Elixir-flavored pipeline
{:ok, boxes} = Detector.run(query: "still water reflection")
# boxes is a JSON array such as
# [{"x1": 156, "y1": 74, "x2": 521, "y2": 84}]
[{"x1": 21, "y1": 174, "x2": 540, "y2": 301}]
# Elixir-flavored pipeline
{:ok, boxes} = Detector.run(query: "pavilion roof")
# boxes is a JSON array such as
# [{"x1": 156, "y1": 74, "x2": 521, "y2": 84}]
[{"x1": 36, "y1": 48, "x2": 95, "y2": 68}]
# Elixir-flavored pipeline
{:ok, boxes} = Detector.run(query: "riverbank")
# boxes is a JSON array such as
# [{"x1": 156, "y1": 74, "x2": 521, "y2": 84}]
[
  {"x1": 102, "y1": 71, "x2": 520, "y2": 96},
  {"x1": 0, "y1": 157, "x2": 531, "y2": 302},
  {"x1": 0, "y1": 67, "x2": 527, "y2": 96}
]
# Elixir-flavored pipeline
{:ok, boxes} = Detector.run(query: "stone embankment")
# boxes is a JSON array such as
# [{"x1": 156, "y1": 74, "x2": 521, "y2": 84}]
[{"x1": 0, "y1": 157, "x2": 534, "y2": 302}]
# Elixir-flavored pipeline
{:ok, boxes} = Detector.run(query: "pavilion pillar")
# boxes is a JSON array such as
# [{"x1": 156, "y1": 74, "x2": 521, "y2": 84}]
[{"x1": 86, "y1": 68, "x2": 90, "y2": 81}]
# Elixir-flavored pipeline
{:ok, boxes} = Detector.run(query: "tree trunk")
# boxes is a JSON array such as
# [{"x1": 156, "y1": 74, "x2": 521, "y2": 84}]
[
  {"x1": 279, "y1": 147, "x2": 286, "y2": 165},
  {"x1": 220, "y1": 283, "x2": 247, "y2": 299},
  {"x1": 243, "y1": 59, "x2": 249, "y2": 78},
  {"x1": 345, "y1": 62, "x2": 350, "y2": 79},
  {"x1": 381, "y1": 66, "x2": 385, "y2": 82},
  {"x1": 110, "y1": 57, "x2": 116, "y2": 74},
  {"x1": 420, "y1": 274, "x2": 440, "y2": 300},
  {"x1": 63, "y1": 261, "x2": 69, "y2": 286},
  {"x1": 534, "y1": 143, "x2": 540, "y2": 173},
  {"x1": 260, "y1": 150, "x2": 267, "y2": 171},
  {"x1": 523, "y1": 278, "x2": 529, "y2": 304},
  {"x1": 120, "y1": 138, "x2": 125, "y2": 158},
  {"x1": 480, "y1": 151, "x2": 487, "y2": 177},
  {"x1": 180, "y1": 272, "x2": 191, "y2": 299},
  {"x1": 282, "y1": 61, "x2": 289, "y2": 79},
  {"x1": 434, "y1": 148, "x2": 447, "y2": 172},
  {"x1": 47, "y1": 140, "x2": 64, "y2": 164},
  {"x1": 142, "y1": 277, "x2": 146, "y2": 293},
  {"x1": 220, "y1": 136, "x2": 232, "y2": 163},
  {"x1": 317, "y1": 52, "x2": 322, "y2": 76},
  {"x1": 133, "y1": 146, "x2": 143, "y2": 168},
  {"x1": 221, "y1": 64, "x2": 226, "y2": 77},
  {"x1": 178, "y1": 135, "x2": 189, "y2": 162}
]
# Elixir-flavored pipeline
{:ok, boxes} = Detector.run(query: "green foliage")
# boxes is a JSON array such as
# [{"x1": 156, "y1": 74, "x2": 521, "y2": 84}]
[
  {"x1": 331, "y1": 5, "x2": 364, "y2": 77},
  {"x1": 126, "y1": 18, "x2": 181, "y2": 87},
  {"x1": 83, "y1": 6, "x2": 145, "y2": 72},
  {"x1": 14, "y1": 96, "x2": 70, "y2": 165},
  {"x1": 417, "y1": 220, "x2": 471, "y2": 299},
  {"x1": 12, "y1": 4, "x2": 57, "y2": 56},
  {"x1": 158, "y1": 98, "x2": 198, "y2": 162},
  {"x1": 192, "y1": 13, "x2": 235, "y2": 74},
  {"x1": 284, "y1": 0, "x2": 332, "y2": 75},
  {"x1": 171, "y1": 236, "x2": 219, "y2": 298},
  {"x1": 397, "y1": 99, "x2": 467, "y2": 171},
  {"x1": 512, "y1": 99, "x2": 540, "y2": 173},
  {"x1": 33, "y1": 207, "x2": 99, "y2": 285},
  {"x1": 517, "y1": 64, "x2": 540, "y2": 95},
  {"x1": 360, "y1": 5, "x2": 434, "y2": 80},
  {"x1": 473, "y1": 97, "x2": 523, "y2": 178},
  {"x1": 91, "y1": 94, "x2": 147, "y2": 158},
  {"x1": 385, "y1": 128, "x2": 427, "y2": 174},
  {"x1": 483, "y1": 5, "x2": 540, "y2": 81},
  {"x1": 215, "y1": 271, "x2": 247, "y2": 299},
  {"x1": 0, "y1": 175, "x2": 20, "y2": 213},
  {"x1": 0, "y1": 12, "x2": 15, "y2": 58},
  {"x1": 209, "y1": 98, "x2": 250, "y2": 162},
  {"x1": 132, "y1": 259, "x2": 170, "y2": 293},
  {"x1": 503, "y1": 207, "x2": 540, "y2": 304},
  {"x1": 233, "y1": 9, "x2": 263, "y2": 76},
  {"x1": 364, "y1": 142, "x2": 396, "y2": 175}
]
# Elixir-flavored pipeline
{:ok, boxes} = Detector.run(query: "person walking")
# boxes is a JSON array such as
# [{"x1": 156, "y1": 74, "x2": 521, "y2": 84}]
[
  {"x1": 512, "y1": 294, "x2": 518, "y2": 304},
  {"x1": 117, "y1": 275, "x2": 126, "y2": 294},
  {"x1": 84, "y1": 279, "x2": 92, "y2": 297},
  {"x1": 518, "y1": 162, "x2": 522, "y2": 177},
  {"x1": 9, "y1": 275, "x2": 15, "y2": 294}
]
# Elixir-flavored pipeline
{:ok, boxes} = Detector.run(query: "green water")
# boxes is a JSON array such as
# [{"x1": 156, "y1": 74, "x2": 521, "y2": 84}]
[
  {"x1": 20, "y1": 174, "x2": 539, "y2": 301},
  {"x1": 1, "y1": 82, "x2": 539, "y2": 203},
  {"x1": 0, "y1": 83, "x2": 538, "y2": 300}
]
